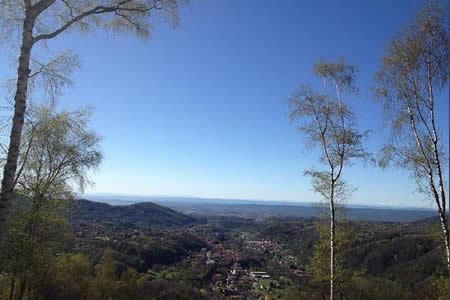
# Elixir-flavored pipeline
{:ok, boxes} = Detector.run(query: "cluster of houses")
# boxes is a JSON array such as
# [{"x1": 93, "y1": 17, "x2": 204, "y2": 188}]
[
  {"x1": 250, "y1": 271, "x2": 271, "y2": 280},
  {"x1": 201, "y1": 240, "x2": 241, "y2": 266},
  {"x1": 210, "y1": 261, "x2": 278, "y2": 299},
  {"x1": 244, "y1": 239, "x2": 282, "y2": 252}
]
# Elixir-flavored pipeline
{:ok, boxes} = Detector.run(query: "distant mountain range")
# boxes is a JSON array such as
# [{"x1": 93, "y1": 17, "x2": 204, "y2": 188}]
[
  {"x1": 83, "y1": 194, "x2": 435, "y2": 210},
  {"x1": 78, "y1": 195, "x2": 438, "y2": 223}
]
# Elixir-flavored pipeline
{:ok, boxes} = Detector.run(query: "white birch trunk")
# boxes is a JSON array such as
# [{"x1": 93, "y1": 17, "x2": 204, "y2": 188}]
[
  {"x1": 330, "y1": 180, "x2": 335, "y2": 300},
  {"x1": 0, "y1": 11, "x2": 35, "y2": 255}
]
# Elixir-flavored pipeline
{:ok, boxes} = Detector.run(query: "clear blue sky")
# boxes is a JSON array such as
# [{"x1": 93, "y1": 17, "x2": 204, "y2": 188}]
[{"x1": 0, "y1": 0, "x2": 448, "y2": 207}]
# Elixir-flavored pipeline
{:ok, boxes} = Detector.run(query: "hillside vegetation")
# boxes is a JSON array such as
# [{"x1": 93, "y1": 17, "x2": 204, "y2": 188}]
[{"x1": 71, "y1": 199, "x2": 200, "y2": 229}]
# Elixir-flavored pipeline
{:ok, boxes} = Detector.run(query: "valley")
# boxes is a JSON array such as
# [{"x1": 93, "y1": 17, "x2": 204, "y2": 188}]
[{"x1": 65, "y1": 198, "x2": 446, "y2": 300}]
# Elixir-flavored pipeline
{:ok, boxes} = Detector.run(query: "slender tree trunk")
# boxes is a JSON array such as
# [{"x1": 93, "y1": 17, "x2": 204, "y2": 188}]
[
  {"x1": 17, "y1": 275, "x2": 27, "y2": 300},
  {"x1": 446, "y1": 196, "x2": 450, "y2": 300},
  {"x1": 0, "y1": 12, "x2": 35, "y2": 256},
  {"x1": 330, "y1": 180, "x2": 335, "y2": 300},
  {"x1": 426, "y1": 58, "x2": 450, "y2": 300},
  {"x1": 445, "y1": 228, "x2": 450, "y2": 300},
  {"x1": 437, "y1": 213, "x2": 450, "y2": 300},
  {"x1": 8, "y1": 275, "x2": 15, "y2": 300},
  {"x1": 434, "y1": 161, "x2": 450, "y2": 300}
]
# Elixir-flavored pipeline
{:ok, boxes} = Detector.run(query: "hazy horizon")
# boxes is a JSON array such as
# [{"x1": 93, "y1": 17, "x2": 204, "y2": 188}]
[{"x1": 81, "y1": 192, "x2": 438, "y2": 210}]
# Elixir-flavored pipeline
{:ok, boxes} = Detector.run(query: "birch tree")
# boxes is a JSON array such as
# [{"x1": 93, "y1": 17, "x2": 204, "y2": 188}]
[
  {"x1": 3, "y1": 103, "x2": 102, "y2": 299},
  {"x1": 0, "y1": 0, "x2": 183, "y2": 254},
  {"x1": 374, "y1": 3, "x2": 449, "y2": 297},
  {"x1": 306, "y1": 220, "x2": 356, "y2": 299},
  {"x1": 288, "y1": 59, "x2": 370, "y2": 300}
]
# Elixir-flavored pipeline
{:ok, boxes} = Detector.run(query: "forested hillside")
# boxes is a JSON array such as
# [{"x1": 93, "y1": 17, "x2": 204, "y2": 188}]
[{"x1": 71, "y1": 199, "x2": 200, "y2": 229}]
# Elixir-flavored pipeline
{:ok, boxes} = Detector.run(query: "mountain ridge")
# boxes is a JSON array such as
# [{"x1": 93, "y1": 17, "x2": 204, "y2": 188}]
[{"x1": 70, "y1": 199, "x2": 200, "y2": 229}]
